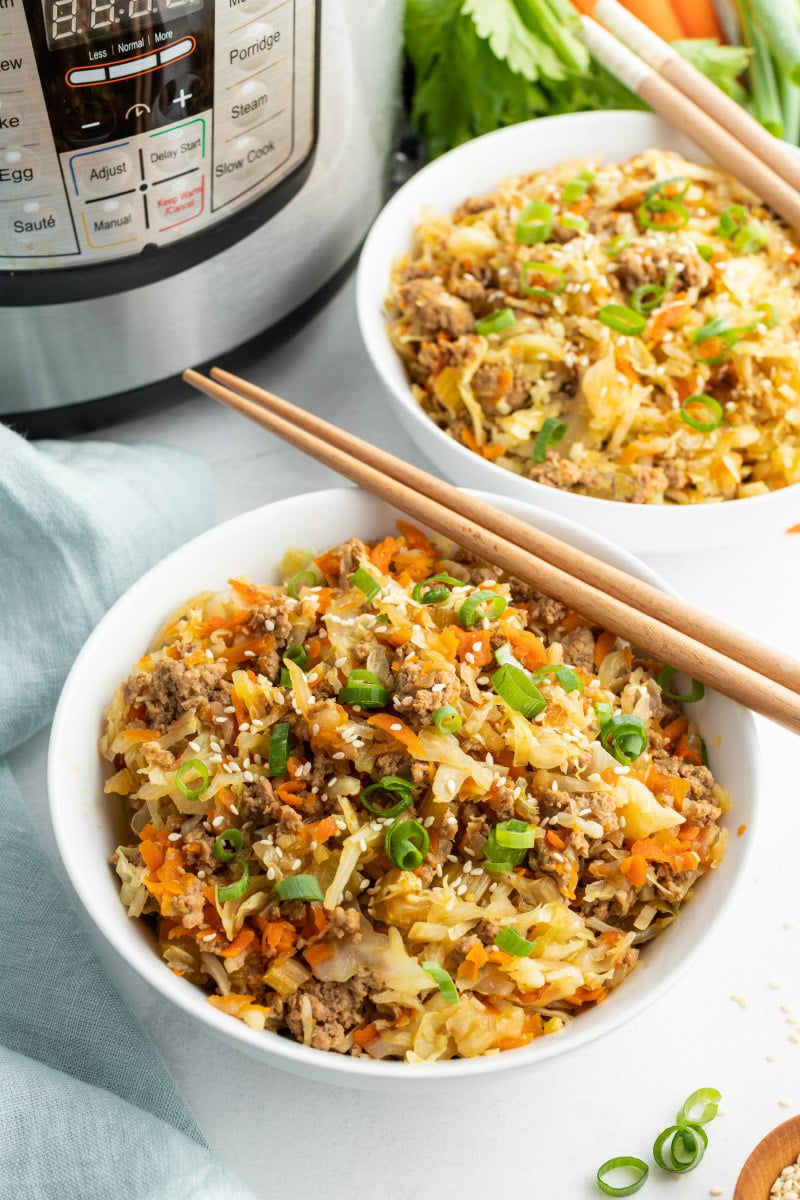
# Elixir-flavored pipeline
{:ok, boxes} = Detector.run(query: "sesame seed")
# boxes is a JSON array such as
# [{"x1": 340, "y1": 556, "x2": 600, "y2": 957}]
[
  {"x1": 709, "y1": 1189, "x2": 723, "y2": 1197},
  {"x1": 267, "y1": 867, "x2": 276, "y2": 880},
  {"x1": 229, "y1": 804, "x2": 239, "y2": 815},
  {"x1": 390, "y1": 722, "x2": 403, "y2": 732},
  {"x1": 168, "y1": 832, "x2": 181, "y2": 842},
  {"x1": 214, "y1": 715, "x2": 227, "y2": 724},
  {"x1": 211, "y1": 754, "x2": 223, "y2": 764},
  {"x1": 291, "y1": 858, "x2": 302, "y2": 870},
  {"x1": 730, "y1": 994, "x2": 748, "y2": 1008},
  {"x1": 224, "y1": 705, "x2": 235, "y2": 714},
  {"x1": 205, "y1": 649, "x2": 214, "y2": 660},
  {"x1": 201, "y1": 932, "x2": 216, "y2": 942},
  {"x1": 240, "y1": 722, "x2": 251, "y2": 733},
  {"x1": 243, "y1": 771, "x2": 254, "y2": 783},
  {"x1": 243, "y1": 650, "x2": 256, "y2": 658},
  {"x1": 779, "y1": 1099, "x2": 791, "y2": 1108},
  {"x1": 332, "y1": 751, "x2": 345, "y2": 760},
  {"x1": 212, "y1": 815, "x2": 225, "y2": 828},
  {"x1": 189, "y1": 740, "x2": 201, "y2": 752}
]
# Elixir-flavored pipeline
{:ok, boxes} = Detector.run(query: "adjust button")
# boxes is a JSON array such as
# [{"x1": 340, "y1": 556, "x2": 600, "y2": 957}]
[{"x1": 69, "y1": 143, "x2": 137, "y2": 198}]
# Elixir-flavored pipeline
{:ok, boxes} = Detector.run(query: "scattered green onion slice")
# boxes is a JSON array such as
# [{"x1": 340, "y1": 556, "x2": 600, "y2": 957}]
[
  {"x1": 598, "y1": 713, "x2": 648, "y2": 766},
  {"x1": 676, "y1": 1087, "x2": 722, "y2": 1127},
  {"x1": 494, "y1": 642, "x2": 523, "y2": 669},
  {"x1": 213, "y1": 828, "x2": 243, "y2": 862},
  {"x1": 561, "y1": 212, "x2": 589, "y2": 232},
  {"x1": 433, "y1": 705, "x2": 463, "y2": 735},
  {"x1": 421, "y1": 962, "x2": 459, "y2": 1004},
  {"x1": 286, "y1": 569, "x2": 317, "y2": 599},
  {"x1": 645, "y1": 175, "x2": 692, "y2": 203},
  {"x1": 412, "y1": 572, "x2": 463, "y2": 605},
  {"x1": 594, "y1": 701, "x2": 612, "y2": 727},
  {"x1": 733, "y1": 220, "x2": 769, "y2": 255},
  {"x1": 484, "y1": 820, "x2": 532, "y2": 868},
  {"x1": 483, "y1": 860, "x2": 515, "y2": 874},
  {"x1": 515, "y1": 198, "x2": 553, "y2": 244},
  {"x1": 657, "y1": 666, "x2": 705, "y2": 703},
  {"x1": 218, "y1": 859, "x2": 250, "y2": 903},
  {"x1": 351, "y1": 566, "x2": 380, "y2": 601},
  {"x1": 603, "y1": 235, "x2": 630, "y2": 258},
  {"x1": 596, "y1": 1156, "x2": 649, "y2": 1197},
  {"x1": 630, "y1": 271, "x2": 674, "y2": 315},
  {"x1": 338, "y1": 669, "x2": 390, "y2": 709},
  {"x1": 475, "y1": 308, "x2": 515, "y2": 336},
  {"x1": 496, "y1": 926, "x2": 537, "y2": 957},
  {"x1": 533, "y1": 416, "x2": 568, "y2": 463},
  {"x1": 459, "y1": 589, "x2": 507, "y2": 627},
  {"x1": 274, "y1": 874, "x2": 324, "y2": 902},
  {"x1": 267, "y1": 722, "x2": 290, "y2": 776},
  {"x1": 519, "y1": 260, "x2": 565, "y2": 298},
  {"x1": 492, "y1": 663, "x2": 547, "y2": 719},
  {"x1": 554, "y1": 665, "x2": 584, "y2": 693},
  {"x1": 757, "y1": 302, "x2": 779, "y2": 328},
  {"x1": 174, "y1": 758, "x2": 209, "y2": 800},
  {"x1": 680, "y1": 394, "x2": 723, "y2": 433},
  {"x1": 284, "y1": 643, "x2": 307, "y2": 669},
  {"x1": 495, "y1": 823, "x2": 536, "y2": 850},
  {"x1": 653, "y1": 1123, "x2": 708, "y2": 1173},
  {"x1": 637, "y1": 199, "x2": 689, "y2": 231},
  {"x1": 385, "y1": 818, "x2": 430, "y2": 871},
  {"x1": 598, "y1": 304, "x2": 647, "y2": 337},
  {"x1": 358, "y1": 774, "x2": 415, "y2": 818},
  {"x1": 561, "y1": 167, "x2": 595, "y2": 204},
  {"x1": 715, "y1": 204, "x2": 748, "y2": 238},
  {"x1": 280, "y1": 668, "x2": 292, "y2": 689},
  {"x1": 691, "y1": 317, "x2": 739, "y2": 365},
  {"x1": 696, "y1": 243, "x2": 714, "y2": 261}
]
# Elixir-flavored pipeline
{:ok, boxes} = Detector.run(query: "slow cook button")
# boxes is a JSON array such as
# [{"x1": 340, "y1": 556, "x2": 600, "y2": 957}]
[
  {"x1": 228, "y1": 21, "x2": 282, "y2": 73},
  {"x1": 146, "y1": 117, "x2": 205, "y2": 176},
  {"x1": 2, "y1": 198, "x2": 77, "y2": 256},
  {"x1": 80, "y1": 196, "x2": 142, "y2": 248},
  {"x1": 0, "y1": 146, "x2": 42, "y2": 198},
  {"x1": 69, "y1": 143, "x2": 137, "y2": 198},
  {"x1": 152, "y1": 173, "x2": 205, "y2": 230},
  {"x1": 228, "y1": 78, "x2": 270, "y2": 128}
]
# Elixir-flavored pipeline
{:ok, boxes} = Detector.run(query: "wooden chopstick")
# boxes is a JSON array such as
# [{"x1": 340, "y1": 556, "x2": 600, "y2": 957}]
[
  {"x1": 183, "y1": 366, "x2": 800, "y2": 736},
  {"x1": 581, "y1": 17, "x2": 800, "y2": 232},
  {"x1": 207, "y1": 364, "x2": 800, "y2": 702},
  {"x1": 594, "y1": 0, "x2": 800, "y2": 197}
]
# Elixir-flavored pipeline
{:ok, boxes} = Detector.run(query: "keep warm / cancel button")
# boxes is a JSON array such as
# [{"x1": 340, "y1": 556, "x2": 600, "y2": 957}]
[
  {"x1": 211, "y1": 125, "x2": 289, "y2": 209},
  {"x1": 153, "y1": 173, "x2": 205, "y2": 231}
]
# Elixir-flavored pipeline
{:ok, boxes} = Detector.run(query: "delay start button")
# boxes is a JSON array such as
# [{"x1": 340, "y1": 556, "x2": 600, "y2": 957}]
[{"x1": 147, "y1": 117, "x2": 206, "y2": 177}]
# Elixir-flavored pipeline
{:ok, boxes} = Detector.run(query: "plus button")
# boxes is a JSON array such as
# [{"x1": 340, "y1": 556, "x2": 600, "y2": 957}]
[{"x1": 174, "y1": 88, "x2": 193, "y2": 109}]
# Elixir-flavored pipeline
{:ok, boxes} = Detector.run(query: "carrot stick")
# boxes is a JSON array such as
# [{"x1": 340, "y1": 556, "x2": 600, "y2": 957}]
[
  {"x1": 670, "y1": 0, "x2": 723, "y2": 39},
  {"x1": 617, "y1": 0, "x2": 686, "y2": 41}
]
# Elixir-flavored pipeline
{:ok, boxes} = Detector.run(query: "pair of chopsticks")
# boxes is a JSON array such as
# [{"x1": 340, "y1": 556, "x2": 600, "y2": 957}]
[
  {"x1": 184, "y1": 366, "x2": 800, "y2": 737},
  {"x1": 583, "y1": 0, "x2": 800, "y2": 229}
]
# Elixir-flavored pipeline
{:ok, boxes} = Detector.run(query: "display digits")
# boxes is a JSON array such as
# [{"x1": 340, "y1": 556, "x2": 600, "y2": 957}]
[
  {"x1": 91, "y1": 0, "x2": 115, "y2": 31},
  {"x1": 51, "y1": 0, "x2": 78, "y2": 41}
]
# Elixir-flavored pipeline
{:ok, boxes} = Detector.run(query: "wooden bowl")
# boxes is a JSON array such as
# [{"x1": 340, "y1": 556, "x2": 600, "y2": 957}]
[{"x1": 735, "y1": 1115, "x2": 800, "y2": 1199}]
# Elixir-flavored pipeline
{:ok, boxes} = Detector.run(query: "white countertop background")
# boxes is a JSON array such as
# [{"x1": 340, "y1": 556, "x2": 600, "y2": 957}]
[{"x1": 10, "y1": 272, "x2": 800, "y2": 1199}]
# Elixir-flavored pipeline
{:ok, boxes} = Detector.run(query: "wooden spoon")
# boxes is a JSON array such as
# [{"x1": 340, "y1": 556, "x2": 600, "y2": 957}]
[{"x1": 735, "y1": 1115, "x2": 800, "y2": 1199}]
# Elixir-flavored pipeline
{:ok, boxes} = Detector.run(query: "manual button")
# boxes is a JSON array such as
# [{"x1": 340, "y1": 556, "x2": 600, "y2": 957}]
[{"x1": 69, "y1": 142, "x2": 137, "y2": 198}]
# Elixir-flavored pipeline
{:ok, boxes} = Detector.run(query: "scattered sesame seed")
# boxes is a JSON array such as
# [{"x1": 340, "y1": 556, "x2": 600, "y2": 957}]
[
  {"x1": 779, "y1": 1099, "x2": 791, "y2": 1108},
  {"x1": 767, "y1": 1055, "x2": 777, "y2": 1063},
  {"x1": 709, "y1": 1188, "x2": 723, "y2": 1197},
  {"x1": 769, "y1": 980, "x2": 783, "y2": 990},
  {"x1": 332, "y1": 751, "x2": 346, "y2": 760},
  {"x1": 212, "y1": 815, "x2": 225, "y2": 828},
  {"x1": 168, "y1": 832, "x2": 181, "y2": 842},
  {"x1": 267, "y1": 867, "x2": 276, "y2": 880},
  {"x1": 205, "y1": 649, "x2": 214, "y2": 660},
  {"x1": 291, "y1": 858, "x2": 302, "y2": 870},
  {"x1": 731, "y1": 994, "x2": 748, "y2": 1008}
]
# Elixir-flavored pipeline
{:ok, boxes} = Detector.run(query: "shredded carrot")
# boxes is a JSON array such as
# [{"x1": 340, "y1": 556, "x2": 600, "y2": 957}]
[
  {"x1": 496, "y1": 1036, "x2": 533, "y2": 1051},
  {"x1": 457, "y1": 627, "x2": 493, "y2": 667},
  {"x1": 313, "y1": 550, "x2": 341, "y2": 581},
  {"x1": 459, "y1": 426, "x2": 481, "y2": 455},
  {"x1": 215, "y1": 786, "x2": 237, "y2": 813},
  {"x1": 436, "y1": 625, "x2": 461, "y2": 661},
  {"x1": 120, "y1": 728, "x2": 160, "y2": 742},
  {"x1": 310, "y1": 816, "x2": 338, "y2": 844},
  {"x1": 396, "y1": 520, "x2": 436, "y2": 557},
  {"x1": 620, "y1": 853, "x2": 648, "y2": 888},
  {"x1": 649, "y1": 293, "x2": 691, "y2": 340},
  {"x1": 367, "y1": 712, "x2": 427, "y2": 757},
  {"x1": 369, "y1": 536, "x2": 400, "y2": 574},
  {"x1": 275, "y1": 779, "x2": 306, "y2": 808},
  {"x1": 786, "y1": 523, "x2": 800, "y2": 534},
  {"x1": 207, "y1": 993, "x2": 257, "y2": 1017},
  {"x1": 675, "y1": 733, "x2": 702, "y2": 765},
  {"x1": 353, "y1": 1023, "x2": 379, "y2": 1048},
  {"x1": 304, "y1": 941, "x2": 334, "y2": 967},
  {"x1": 505, "y1": 627, "x2": 548, "y2": 669},
  {"x1": 661, "y1": 715, "x2": 688, "y2": 746},
  {"x1": 218, "y1": 929, "x2": 255, "y2": 958},
  {"x1": 594, "y1": 630, "x2": 616, "y2": 668},
  {"x1": 737, "y1": 824, "x2": 747, "y2": 837},
  {"x1": 630, "y1": 837, "x2": 700, "y2": 874},
  {"x1": 196, "y1": 611, "x2": 251, "y2": 637},
  {"x1": 315, "y1": 587, "x2": 334, "y2": 615},
  {"x1": 545, "y1": 830, "x2": 567, "y2": 851},
  {"x1": 262, "y1": 919, "x2": 297, "y2": 958},
  {"x1": 219, "y1": 635, "x2": 275, "y2": 666},
  {"x1": 561, "y1": 610, "x2": 593, "y2": 632},
  {"x1": 569, "y1": 985, "x2": 608, "y2": 1006}
]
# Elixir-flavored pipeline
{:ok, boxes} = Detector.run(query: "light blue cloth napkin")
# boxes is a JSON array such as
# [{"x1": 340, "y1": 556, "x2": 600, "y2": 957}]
[{"x1": 0, "y1": 426, "x2": 255, "y2": 1200}]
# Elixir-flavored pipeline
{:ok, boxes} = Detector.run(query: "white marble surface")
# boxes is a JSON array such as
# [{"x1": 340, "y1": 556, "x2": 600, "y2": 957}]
[{"x1": 11, "y1": 272, "x2": 800, "y2": 1199}]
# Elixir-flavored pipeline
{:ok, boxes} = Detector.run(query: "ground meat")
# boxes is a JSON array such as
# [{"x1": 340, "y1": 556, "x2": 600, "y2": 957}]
[
  {"x1": 123, "y1": 658, "x2": 231, "y2": 733},
  {"x1": 628, "y1": 463, "x2": 668, "y2": 504},
  {"x1": 309, "y1": 750, "x2": 338, "y2": 792},
  {"x1": 662, "y1": 460, "x2": 689, "y2": 492},
  {"x1": 450, "y1": 274, "x2": 488, "y2": 304},
  {"x1": 140, "y1": 741, "x2": 175, "y2": 771},
  {"x1": 372, "y1": 750, "x2": 428, "y2": 788},
  {"x1": 239, "y1": 776, "x2": 282, "y2": 824},
  {"x1": 680, "y1": 796, "x2": 722, "y2": 825},
  {"x1": 529, "y1": 452, "x2": 583, "y2": 491},
  {"x1": 615, "y1": 242, "x2": 712, "y2": 295},
  {"x1": 559, "y1": 627, "x2": 596, "y2": 674},
  {"x1": 417, "y1": 334, "x2": 482, "y2": 381},
  {"x1": 474, "y1": 919, "x2": 500, "y2": 946},
  {"x1": 352, "y1": 640, "x2": 371, "y2": 663},
  {"x1": 396, "y1": 277, "x2": 476, "y2": 338},
  {"x1": 249, "y1": 597, "x2": 292, "y2": 647},
  {"x1": 325, "y1": 538, "x2": 372, "y2": 585},
  {"x1": 551, "y1": 223, "x2": 579, "y2": 243},
  {"x1": 471, "y1": 363, "x2": 530, "y2": 415},
  {"x1": 457, "y1": 803, "x2": 490, "y2": 858},
  {"x1": 535, "y1": 786, "x2": 572, "y2": 821},
  {"x1": 651, "y1": 754, "x2": 716, "y2": 801},
  {"x1": 584, "y1": 790, "x2": 620, "y2": 834},
  {"x1": 327, "y1": 906, "x2": 363, "y2": 941},
  {"x1": 525, "y1": 593, "x2": 568, "y2": 630},
  {"x1": 182, "y1": 829, "x2": 216, "y2": 873},
  {"x1": 483, "y1": 778, "x2": 516, "y2": 821},
  {"x1": 451, "y1": 934, "x2": 481, "y2": 968},
  {"x1": 654, "y1": 863, "x2": 694, "y2": 902},
  {"x1": 392, "y1": 658, "x2": 461, "y2": 722},
  {"x1": 453, "y1": 194, "x2": 495, "y2": 219},
  {"x1": 284, "y1": 975, "x2": 375, "y2": 1052}
]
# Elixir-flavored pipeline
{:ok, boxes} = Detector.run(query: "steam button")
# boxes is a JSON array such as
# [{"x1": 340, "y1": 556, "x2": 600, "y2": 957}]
[{"x1": 229, "y1": 77, "x2": 270, "y2": 128}]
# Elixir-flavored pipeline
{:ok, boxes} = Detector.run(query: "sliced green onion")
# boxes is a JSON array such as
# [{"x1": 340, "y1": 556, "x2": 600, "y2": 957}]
[
  {"x1": 475, "y1": 308, "x2": 515, "y2": 336},
  {"x1": 637, "y1": 199, "x2": 689, "y2": 231},
  {"x1": 653, "y1": 1124, "x2": 707, "y2": 1173},
  {"x1": 218, "y1": 859, "x2": 250, "y2": 903},
  {"x1": 533, "y1": 416, "x2": 568, "y2": 463},
  {"x1": 494, "y1": 642, "x2": 523, "y2": 669},
  {"x1": 677, "y1": 1088, "x2": 721, "y2": 1127},
  {"x1": 284, "y1": 643, "x2": 307, "y2": 669},
  {"x1": 421, "y1": 961, "x2": 459, "y2": 1004},
  {"x1": 280, "y1": 668, "x2": 292, "y2": 689},
  {"x1": 433, "y1": 705, "x2": 463, "y2": 735},
  {"x1": 174, "y1": 758, "x2": 209, "y2": 800},
  {"x1": 496, "y1": 926, "x2": 538, "y2": 957},
  {"x1": 352, "y1": 566, "x2": 380, "y2": 601},
  {"x1": 554, "y1": 665, "x2": 584, "y2": 693},
  {"x1": 594, "y1": 701, "x2": 612, "y2": 727},
  {"x1": 561, "y1": 168, "x2": 595, "y2": 204},
  {"x1": 485, "y1": 819, "x2": 534, "y2": 869},
  {"x1": 483, "y1": 860, "x2": 515, "y2": 874},
  {"x1": 338, "y1": 669, "x2": 390, "y2": 709},
  {"x1": 733, "y1": 220, "x2": 769, "y2": 255},
  {"x1": 757, "y1": 302, "x2": 779, "y2": 328},
  {"x1": 598, "y1": 713, "x2": 647, "y2": 766},
  {"x1": 519, "y1": 260, "x2": 565, "y2": 299},
  {"x1": 358, "y1": 774, "x2": 415, "y2": 818},
  {"x1": 657, "y1": 666, "x2": 705, "y2": 703},
  {"x1": 696, "y1": 244, "x2": 714, "y2": 262},
  {"x1": 459, "y1": 589, "x2": 507, "y2": 627},
  {"x1": 561, "y1": 212, "x2": 589, "y2": 232},
  {"x1": 715, "y1": 204, "x2": 747, "y2": 238},
  {"x1": 267, "y1": 722, "x2": 290, "y2": 776},
  {"x1": 596, "y1": 1156, "x2": 649, "y2": 1196},
  {"x1": 630, "y1": 271, "x2": 674, "y2": 315},
  {"x1": 385, "y1": 818, "x2": 430, "y2": 871},
  {"x1": 412, "y1": 573, "x2": 463, "y2": 605},
  {"x1": 691, "y1": 317, "x2": 739, "y2": 365},
  {"x1": 213, "y1": 828, "x2": 243, "y2": 862},
  {"x1": 603, "y1": 235, "x2": 630, "y2": 258},
  {"x1": 274, "y1": 873, "x2": 324, "y2": 902},
  {"x1": 680, "y1": 394, "x2": 723, "y2": 433},
  {"x1": 645, "y1": 175, "x2": 692, "y2": 203},
  {"x1": 286, "y1": 569, "x2": 317, "y2": 599},
  {"x1": 598, "y1": 304, "x2": 647, "y2": 337},
  {"x1": 495, "y1": 823, "x2": 536, "y2": 850},
  {"x1": 515, "y1": 199, "x2": 553, "y2": 245},
  {"x1": 492, "y1": 663, "x2": 547, "y2": 719}
]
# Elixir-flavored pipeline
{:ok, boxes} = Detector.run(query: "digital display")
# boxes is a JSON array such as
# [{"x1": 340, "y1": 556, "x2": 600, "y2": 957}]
[{"x1": 43, "y1": 0, "x2": 204, "y2": 51}]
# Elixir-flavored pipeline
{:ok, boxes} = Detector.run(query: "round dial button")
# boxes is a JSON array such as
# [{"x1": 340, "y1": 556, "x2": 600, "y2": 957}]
[
  {"x1": 63, "y1": 97, "x2": 116, "y2": 147},
  {"x1": 153, "y1": 74, "x2": 206, "y2": 125}
]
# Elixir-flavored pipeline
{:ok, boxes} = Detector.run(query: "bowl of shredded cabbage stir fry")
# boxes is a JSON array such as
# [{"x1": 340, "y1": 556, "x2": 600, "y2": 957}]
[
  {"x1": 357, "y1": 110, "x2": 800, "y2": 552},
  {"x1": 49, "y1": 488, "x2": 757, "y2": 1086}
]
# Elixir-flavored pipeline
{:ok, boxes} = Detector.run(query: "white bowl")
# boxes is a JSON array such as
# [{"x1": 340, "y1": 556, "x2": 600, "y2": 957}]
[
  {"x1": 357, "y1": 110, "x2": 800, "y2": 553},
  {"x1": 48, "y1": 487, "x2": 758, "y2": 1089}
]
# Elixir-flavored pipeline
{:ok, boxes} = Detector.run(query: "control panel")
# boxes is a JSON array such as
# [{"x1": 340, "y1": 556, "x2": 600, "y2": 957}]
[{"x1": 0, "y1": 0, "x2": 316, "y2": 267}]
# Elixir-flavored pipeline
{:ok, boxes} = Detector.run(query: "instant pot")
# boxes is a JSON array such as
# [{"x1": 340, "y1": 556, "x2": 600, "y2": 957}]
[{"x1": 0, "y1": 0, "x2": 402, "y2": 420}]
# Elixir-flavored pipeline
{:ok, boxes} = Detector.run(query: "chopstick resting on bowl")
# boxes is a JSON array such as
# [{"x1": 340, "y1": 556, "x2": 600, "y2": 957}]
[
  {"x1": 580, "y1": 14, "x2": 800, "y2": 232},
  {"x1": 184, "y1": 366, "x2": 800, "y2": 736}
]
